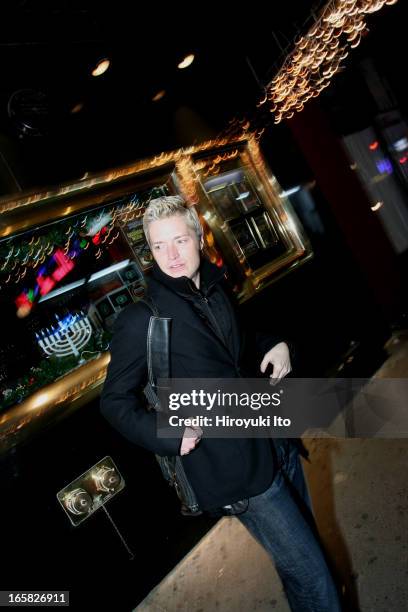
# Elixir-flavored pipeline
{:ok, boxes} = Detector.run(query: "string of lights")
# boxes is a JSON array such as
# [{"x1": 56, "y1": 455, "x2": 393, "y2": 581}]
[
  {"x1": 0, "y1": 186, "x2": 168, "y2": 285},
  {"x1": 260, "y1": 0, "x2": 398, "y2": 124}
]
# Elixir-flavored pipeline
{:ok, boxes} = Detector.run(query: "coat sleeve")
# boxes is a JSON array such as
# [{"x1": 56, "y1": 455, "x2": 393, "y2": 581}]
[
  {"x1": 238, "y1": 310, "x2": 295, "y2": 373},
  {"x1": 254, "y1": 330, "x2": 292, "y2": 356},
  {"x1": 100, "y1": 303, "x2": 182, "y2": 456}
]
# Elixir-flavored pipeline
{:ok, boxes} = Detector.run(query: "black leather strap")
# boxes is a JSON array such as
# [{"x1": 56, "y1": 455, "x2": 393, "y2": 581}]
[
  {"x1": 141, "y1": 297, "x2": 202, "y2": 514},
  {"x1": 140, "y1": 298, "x2": 171, "y2": 410}
]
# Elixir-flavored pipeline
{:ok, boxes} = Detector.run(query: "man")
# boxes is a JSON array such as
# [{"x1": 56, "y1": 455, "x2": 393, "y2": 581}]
[{"x1": 100, "y1": 196, "x2": 340, "y2": 611}]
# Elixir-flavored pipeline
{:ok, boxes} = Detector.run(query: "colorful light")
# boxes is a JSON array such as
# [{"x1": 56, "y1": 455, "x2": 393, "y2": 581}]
[
  {"x1": 51, "y1": 249, "x2": 75, "y2": 282},
  {"x1": 376, "y1": 158, "x2": 393, "y2": 174},
  {"x1": 14, "y1": 248, "x2": 76, "y2": 315},
  {"x1": 86, "y1": 212, "x2": 112, "y2": 236}
]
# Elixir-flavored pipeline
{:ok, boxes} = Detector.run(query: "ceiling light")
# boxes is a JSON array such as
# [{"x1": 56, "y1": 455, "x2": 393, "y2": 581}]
[
  {"x1": 92, "y1": 58, "x2": 110, "y2": 77},
  {"x1": 178, "y1": 54, "x2": 195, "y2": 69},
  {"x1": 152, "y1": 90, "x2": 166, "y2": 102},
  {"x1": 71, "y1": 102, "x2": 84, "y2": 114}
]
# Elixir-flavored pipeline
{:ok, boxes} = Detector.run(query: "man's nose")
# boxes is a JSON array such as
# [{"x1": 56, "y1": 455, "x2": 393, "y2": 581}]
[{"x1": 167, "y1": 243, "x2": 179, "y2": 260}]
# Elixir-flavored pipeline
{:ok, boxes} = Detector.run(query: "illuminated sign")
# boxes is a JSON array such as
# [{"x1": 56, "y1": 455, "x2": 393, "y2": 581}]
[{"x1": 15, "y1": 248, "x2": 75, "y2": 314}]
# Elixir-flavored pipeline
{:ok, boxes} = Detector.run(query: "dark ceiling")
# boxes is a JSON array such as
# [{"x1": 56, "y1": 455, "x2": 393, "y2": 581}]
[
  {"x1": 0, "y1": 1, "x2": 324, "y2": 185},
  {"x1": 0, "y1": 0, "x2": 406, "y2": 193}
]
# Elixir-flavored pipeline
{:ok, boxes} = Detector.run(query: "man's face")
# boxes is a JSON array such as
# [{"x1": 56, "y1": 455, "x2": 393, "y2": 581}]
[{"x1": 148, "y1": 214, "x2": 202, "y2": 286}]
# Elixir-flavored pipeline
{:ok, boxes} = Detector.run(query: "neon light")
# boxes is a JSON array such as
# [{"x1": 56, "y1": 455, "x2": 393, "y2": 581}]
[
  {"x1": 92, "y1": 230, "x2": 104, "y2": 245},
  {"x1": 52, "y1": 249, "x2": 74, "y2": 281},
  {"x1": 369, "y1": 141, "x2": 379, "y2": 151},
  {"x1": 15, "y1": 247, "x2": 77, "y2": 313},
  {"x1": 37, "y1": 275, "x2": 56, "y2": 296},
  {"x1": 15, "y1": 292, "x2": 32, "y2": 309},
  {"x1": 376, "y1": 158, "x2": 393, "y2": 174}
]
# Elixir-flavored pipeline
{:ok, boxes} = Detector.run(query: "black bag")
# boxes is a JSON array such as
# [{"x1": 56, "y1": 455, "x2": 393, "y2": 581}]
[{"x1": 141, "y1": 298, "x2": 202, "y2": 517}]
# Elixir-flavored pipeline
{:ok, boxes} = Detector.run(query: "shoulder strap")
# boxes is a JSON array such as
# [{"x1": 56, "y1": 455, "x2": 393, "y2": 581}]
[
  {"x1": 139, "y1": 296, "x2": 159, "y2": 318},
  {"x1": 140, "y1": 297, "x2": 171, "y2": 410}
]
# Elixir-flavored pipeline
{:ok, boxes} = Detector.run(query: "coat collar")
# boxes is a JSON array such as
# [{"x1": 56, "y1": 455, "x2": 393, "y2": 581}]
[{"x1": 151, "y1": 256, "x2": 226, "y2": 298}]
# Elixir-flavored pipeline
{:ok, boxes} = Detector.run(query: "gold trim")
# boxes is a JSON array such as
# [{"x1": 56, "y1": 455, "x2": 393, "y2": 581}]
[
  {"x1": 0, "y1": 136, "x2": 246, "y2": 214},
  {"x1": 0, "y1": 352, "x2": 110, "y2": 455},
  {"x1": 192, "y1": 136, "x2": 313, "y2": 301}
]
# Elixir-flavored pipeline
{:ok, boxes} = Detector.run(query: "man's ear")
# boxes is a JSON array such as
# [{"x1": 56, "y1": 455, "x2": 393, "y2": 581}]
[{"x1": 200, "y1": 236, "x2": 204, "y2": 251}]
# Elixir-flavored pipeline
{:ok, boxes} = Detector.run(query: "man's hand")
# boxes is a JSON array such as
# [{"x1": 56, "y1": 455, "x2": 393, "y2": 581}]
[
  {"x1": 260, "y1": 342, "x2": 291, "y2": 383},
  {"x1": 180, "y1": 425, "x2": 203, "y2": 456}
]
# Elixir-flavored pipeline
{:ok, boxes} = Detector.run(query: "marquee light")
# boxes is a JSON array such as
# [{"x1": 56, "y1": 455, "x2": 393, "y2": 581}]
[
  {"x1": 91, "y1": 58, "x2": 110, "y2": 77},
  {"x1": 260, "y1": 0, "x2": 398, "y2": 124},
  {"x1": 177, "y1": 54, "x2": 195, "y2": 69}
]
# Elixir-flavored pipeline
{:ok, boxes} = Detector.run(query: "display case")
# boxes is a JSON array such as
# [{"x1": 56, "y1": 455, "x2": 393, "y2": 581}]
[
  {"x1": 0, "y1": 135, "x2": 312, "y2": 453},
  {"x1": 191, "y1": 139, "x2": 311, "y2": 296}
]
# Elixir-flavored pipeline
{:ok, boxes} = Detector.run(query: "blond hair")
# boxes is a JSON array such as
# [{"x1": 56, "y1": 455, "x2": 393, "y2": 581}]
[{"x1": 143, "y1": 195, "x2": 203, "y2": 245}]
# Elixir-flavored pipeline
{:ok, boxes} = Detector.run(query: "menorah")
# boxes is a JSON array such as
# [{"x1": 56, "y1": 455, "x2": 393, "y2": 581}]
[{"x1": 35, "y1": 311, "x2": 92, "y2": 360}]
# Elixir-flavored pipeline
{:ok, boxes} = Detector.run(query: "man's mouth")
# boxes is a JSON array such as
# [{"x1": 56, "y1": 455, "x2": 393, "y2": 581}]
[{"x1": 169, "y1": 263, "x2": 185, "y2": 270}]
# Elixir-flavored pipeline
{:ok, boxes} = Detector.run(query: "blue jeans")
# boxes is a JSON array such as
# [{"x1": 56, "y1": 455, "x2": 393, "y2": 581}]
[{"x1": 238, "y1": 440, "x2": 341, "y2": 612}]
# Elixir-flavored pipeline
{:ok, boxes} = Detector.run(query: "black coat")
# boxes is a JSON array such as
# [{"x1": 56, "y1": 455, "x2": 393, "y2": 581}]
[{"x1": 100, "y1": 258, "x2": 285, "y2": 510}]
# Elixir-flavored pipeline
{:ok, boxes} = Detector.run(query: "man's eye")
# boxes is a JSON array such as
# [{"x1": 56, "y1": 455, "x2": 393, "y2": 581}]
[{"x1": 177, "y1": 239, "x2": 187, "y2": 244}]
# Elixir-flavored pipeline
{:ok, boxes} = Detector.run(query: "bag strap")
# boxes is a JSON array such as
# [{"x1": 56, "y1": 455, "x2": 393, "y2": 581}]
[
  {"x1": 140, "y1": 296, "x2": 159, "y2": 318},
  {"x1": 141, "y1": 299, "x2": 201, "y2": 515},
  {"x1": 140, "y1": 297, "x2": 171, "y2": 410}
]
